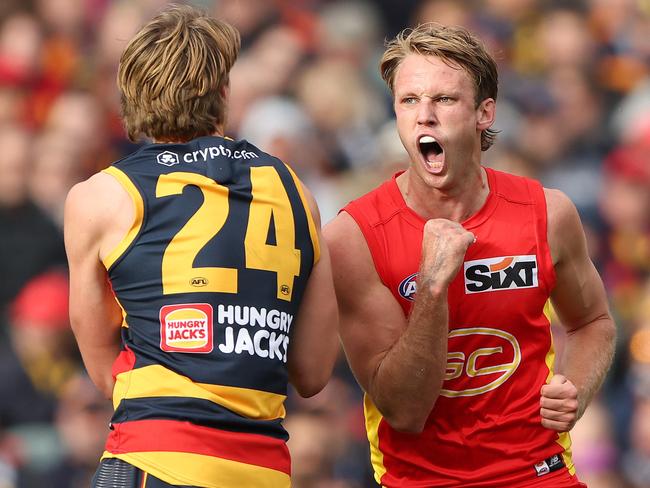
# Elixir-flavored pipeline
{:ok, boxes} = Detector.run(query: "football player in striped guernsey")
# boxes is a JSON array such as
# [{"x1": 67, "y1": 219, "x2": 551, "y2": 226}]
[{"x1": 64, "y1": 5, "x2": 338, "y2": 487}]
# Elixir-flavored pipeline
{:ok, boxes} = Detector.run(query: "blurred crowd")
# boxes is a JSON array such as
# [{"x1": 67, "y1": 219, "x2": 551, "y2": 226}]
[{"x1": 0, "y1": 0, "x2": 649, "y2": 487}]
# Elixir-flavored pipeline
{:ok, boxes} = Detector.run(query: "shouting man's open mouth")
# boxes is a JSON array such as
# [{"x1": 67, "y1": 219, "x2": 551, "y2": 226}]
[{"x1": 418, "y1": 135, "x2": 444, "y2": 174}]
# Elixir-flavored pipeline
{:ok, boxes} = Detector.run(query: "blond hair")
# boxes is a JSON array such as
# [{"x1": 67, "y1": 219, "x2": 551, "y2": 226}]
[
  {"x1": 117, "y1": 4, "x2": 240, "y2": 142},
  {"x1": 380, "y1": 24, "x2": 498, "y2": 151}
]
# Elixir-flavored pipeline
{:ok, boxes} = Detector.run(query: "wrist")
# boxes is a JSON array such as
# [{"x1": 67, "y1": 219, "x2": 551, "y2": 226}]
[{"x1": 420, "y1": 279, "x2": 449, "y2": 298}]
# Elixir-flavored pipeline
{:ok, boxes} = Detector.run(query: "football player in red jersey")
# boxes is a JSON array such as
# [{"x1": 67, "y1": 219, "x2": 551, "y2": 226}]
[
  {"x1": 324, "y1": 23, "x2": 615, "y2": 487},
  {"x1": 64, "y1": 5, "x2": 338, "y2": 488}
]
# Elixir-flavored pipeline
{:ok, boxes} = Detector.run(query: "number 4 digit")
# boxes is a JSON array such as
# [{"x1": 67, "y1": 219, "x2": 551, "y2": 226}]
[{"x1": 245, "y1": 167, "x2": 301, "y2": 300}]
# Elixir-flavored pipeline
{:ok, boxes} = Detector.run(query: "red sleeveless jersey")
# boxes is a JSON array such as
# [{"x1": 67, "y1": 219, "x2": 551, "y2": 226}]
[{"x1": 343, "y1": 168, "x2": 583, "y2": 488}]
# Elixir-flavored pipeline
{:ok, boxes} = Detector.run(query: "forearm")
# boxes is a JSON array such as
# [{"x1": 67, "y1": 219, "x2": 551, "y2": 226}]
[
  {"x1": 288, "y1": 332, "x2": 339, "y2": 398},
  {"x1": 559, "y1": 315, "x2": 616, "y2": 417},
  {"x1": 69, "y1": 276, "x2": 124, "y2": 399},
  {"x1": 76, "y1": 338, "x2": 122, "y2": 399},
  {"x1": 369, "y1": 287, "x2": 449, "y2": 432}
]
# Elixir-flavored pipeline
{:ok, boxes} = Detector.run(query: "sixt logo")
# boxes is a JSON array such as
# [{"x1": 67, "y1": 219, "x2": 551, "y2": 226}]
[
  {"x1": 157, "y1": 151, "x2": 180, "y2": 166},
  {"x1": 398, "y1": 273, "x2": 418, "y2": 301},
  {"x1": 464, "y1": 255, "x2": 538, "y2": 294}
]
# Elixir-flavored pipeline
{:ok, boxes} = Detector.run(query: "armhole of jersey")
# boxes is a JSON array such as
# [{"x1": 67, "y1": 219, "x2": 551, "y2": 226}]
[
  {"x1": 283, "y1": 164, "x2": 321, "y2": 265},
  {"x1": 341, "y1": 204, "x2": 391, "y2": 289},
  {"x1": 101, "y1": 166, "x2": 145, "y2": 271},
  {"x1": 526, "y1": 178, "x2": 557, "y2": 294}
]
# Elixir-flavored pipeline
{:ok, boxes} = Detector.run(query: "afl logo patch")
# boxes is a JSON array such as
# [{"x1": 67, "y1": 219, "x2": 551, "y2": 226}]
[
  {"x1": 398, "y1": 273, "x2": 418, "y2": 301},
  {"x1": 157, "y1": 150, "x2": 180, "y2": 166},
  {"x1": 190, "y1": 277, "x2": 208, "y2": 287}
]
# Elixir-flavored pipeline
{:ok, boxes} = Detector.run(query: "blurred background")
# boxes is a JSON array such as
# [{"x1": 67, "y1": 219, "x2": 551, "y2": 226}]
[{"x1": 0, "y1": 0, "x2": 649, "y2": 486}]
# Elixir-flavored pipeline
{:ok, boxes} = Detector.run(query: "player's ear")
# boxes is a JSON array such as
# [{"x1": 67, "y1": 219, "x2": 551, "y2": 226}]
[
  {"x1": 219, "y1": 82, "x2": 230, "y2": 101},
  {"x1": 476, "y1": 98, "x2": 495, "y2": 131}
]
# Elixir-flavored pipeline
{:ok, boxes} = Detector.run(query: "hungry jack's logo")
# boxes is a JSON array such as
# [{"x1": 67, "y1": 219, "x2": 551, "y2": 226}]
[
  {"x1": 464, "y1": 255, "x2": 538, "y2": 294},
  {"x1": 160, "y1": 303, "x2": 213, "y2": 353}
]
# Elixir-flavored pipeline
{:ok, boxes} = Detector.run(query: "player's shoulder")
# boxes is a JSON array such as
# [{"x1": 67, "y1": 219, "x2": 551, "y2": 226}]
[
  {"x1": 323, "y1": 211, "x2": 367, "y2": 261},
  {"x1": 325, "y1": 176, "x2": 391, "y2": 239},
  {"x1": 543, "y1": 187, "x2": 579, "y2": 226},
  {"x1": 542, "y1": 187, "x2": 585, "y2": 264},
  {"x1": 65, "y1": 170, "x2": 130, "y2": 223},
  {"x1": 339, "y1": 175, "x2": 397, "y2": 227},
  {"x1": 69, "y1": 170, "x2": 126, "y2": 200}
]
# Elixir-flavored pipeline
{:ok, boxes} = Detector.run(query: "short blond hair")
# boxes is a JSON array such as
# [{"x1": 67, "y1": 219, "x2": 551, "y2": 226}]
[
  {"x1": 380, "y1": 24, "x2": 498, "y2": 151},
  {"x1": 117, "y1": 4, "x2": 240, "y2": 142}
]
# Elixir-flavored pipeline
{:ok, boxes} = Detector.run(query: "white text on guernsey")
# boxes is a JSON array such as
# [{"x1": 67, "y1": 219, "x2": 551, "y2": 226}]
[
  {"x1": 217, "y1": 305, "x2": 292, "y2": 363},
  {"x1": 183, "y1": 145, "x2": 258, "y2": 163}
]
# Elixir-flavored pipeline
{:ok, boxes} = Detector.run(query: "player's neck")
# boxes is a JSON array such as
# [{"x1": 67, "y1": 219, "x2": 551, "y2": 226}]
[
  {"x1": 398, "y1": 166, "x2": 489, "y2": 223},
  {"x1": 153, "y1": 125, "x2": 225, "y2": 144}
]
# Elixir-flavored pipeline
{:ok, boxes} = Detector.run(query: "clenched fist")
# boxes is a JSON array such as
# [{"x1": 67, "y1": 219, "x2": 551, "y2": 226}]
[
  {"x1": 420, "y1": 219, "x2": 475, "y2": 290},
  {"x1": 540, "y1": 374, "x2": 581, "y2": 432}
]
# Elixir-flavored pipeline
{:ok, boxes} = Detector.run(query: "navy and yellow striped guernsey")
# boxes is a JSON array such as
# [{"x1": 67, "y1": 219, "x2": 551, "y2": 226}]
[{"x1": 100, "y1": 135, "x2": 319, "y2": 487}]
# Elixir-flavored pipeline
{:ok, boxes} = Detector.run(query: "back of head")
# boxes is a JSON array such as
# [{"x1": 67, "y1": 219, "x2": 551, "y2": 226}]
[
  {"x1": 118, "y1": 4, "x2": 240, "y2": 143},
  {"x1": 380, "y1": 23, "x2": 498, "y2": 151}
]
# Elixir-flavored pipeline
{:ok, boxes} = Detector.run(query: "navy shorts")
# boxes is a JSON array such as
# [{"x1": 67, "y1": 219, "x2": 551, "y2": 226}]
[{"x1": 91, "y1": 458, "x2": 195, "y2": 488}]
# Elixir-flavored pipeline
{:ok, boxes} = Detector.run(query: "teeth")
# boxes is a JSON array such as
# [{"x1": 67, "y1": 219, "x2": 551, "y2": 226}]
[
  {"x1": 419, "y1": 135, "x2": 436, "y2": 144},
  {"x1": 425, "y1": 160, "x2": 443, "y2": 170}
]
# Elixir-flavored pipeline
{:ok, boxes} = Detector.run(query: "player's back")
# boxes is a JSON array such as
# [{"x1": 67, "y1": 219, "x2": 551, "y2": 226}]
[{"x1": 100, "y1": 135, "x2": 319, "y2": 487}]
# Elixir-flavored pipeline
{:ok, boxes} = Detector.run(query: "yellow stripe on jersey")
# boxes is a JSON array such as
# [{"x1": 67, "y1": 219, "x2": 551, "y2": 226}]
[
  {"x1": 556, "y1": 431, "x2": 576, "y2": 475},
  {"x1": 364, "y1": 394, "x2": 387, "y2": 485},
  {"x1": 101, "y1": 166, "x2": 145, "y2": 270},
  {"x1": 284, "y1": 163, "x2": 321, "y2": 264},
  {"x1": 542, "y1": 300, "x2": 556, "y2": 383},
  {"x1": 103, "y1": 451, "x2": 290, "y2": 488},
  {"x1": 542, "y1": 300, "x2": 576, "y2": 474},
  {"x1": 113, "y1": 365, "x2": 286, "y2": 420}
]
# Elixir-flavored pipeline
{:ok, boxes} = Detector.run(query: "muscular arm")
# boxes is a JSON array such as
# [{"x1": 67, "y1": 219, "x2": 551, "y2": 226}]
[
  {"x1": 324, "y1": 213, "x2": 473, "y2": 433},
  {"x1": 287, "y1": 186, "x2": 339, "y2": 398},
  {"x1": 64, "y1": 174, "x2": 127, "y2": 398},
  {"x1": 541, "y1": 189, "x2": 616, "y2": 431}
]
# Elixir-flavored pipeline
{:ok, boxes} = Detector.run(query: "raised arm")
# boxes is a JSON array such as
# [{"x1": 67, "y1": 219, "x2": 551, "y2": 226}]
[
  {"x1": 324, "y1": 213, "x2": 473, "y2": 433},
  {"x1": 64, "y1": 173, "x2": 128, "y2": 398},
  {"x1": 541, "y1": 189, "x2": 616, "y2": 431},
  {"x1": 286, "y1": 185, "x2": 339, "y2": 398}
]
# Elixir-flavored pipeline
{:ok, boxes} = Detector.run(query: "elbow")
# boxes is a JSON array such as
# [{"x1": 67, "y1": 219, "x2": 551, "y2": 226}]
[
  {"x1": 376, "y1": 390, "x2": 439, "y2": 434},
  {"x1": 289, "y1": 356, "x2": 336, "y2": 398},
  {"x1": 100, "y1": 385, "x2": 114, "y2": 401},
  {"x1": 379, "y1": 395, "x2": 435, "y2": 433},
  {"x1": 97, "y1": 377, "x2": 115, "y2": 400},
  {"x1": 87, "y1": 372, "x2": 115, "y2": 401},
  {"x1": 291, "y1": 374, "x2": 330, "y2": 398},
  {"x1": 384, "y1": 410, "x2": 428, "y2": 434}
]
